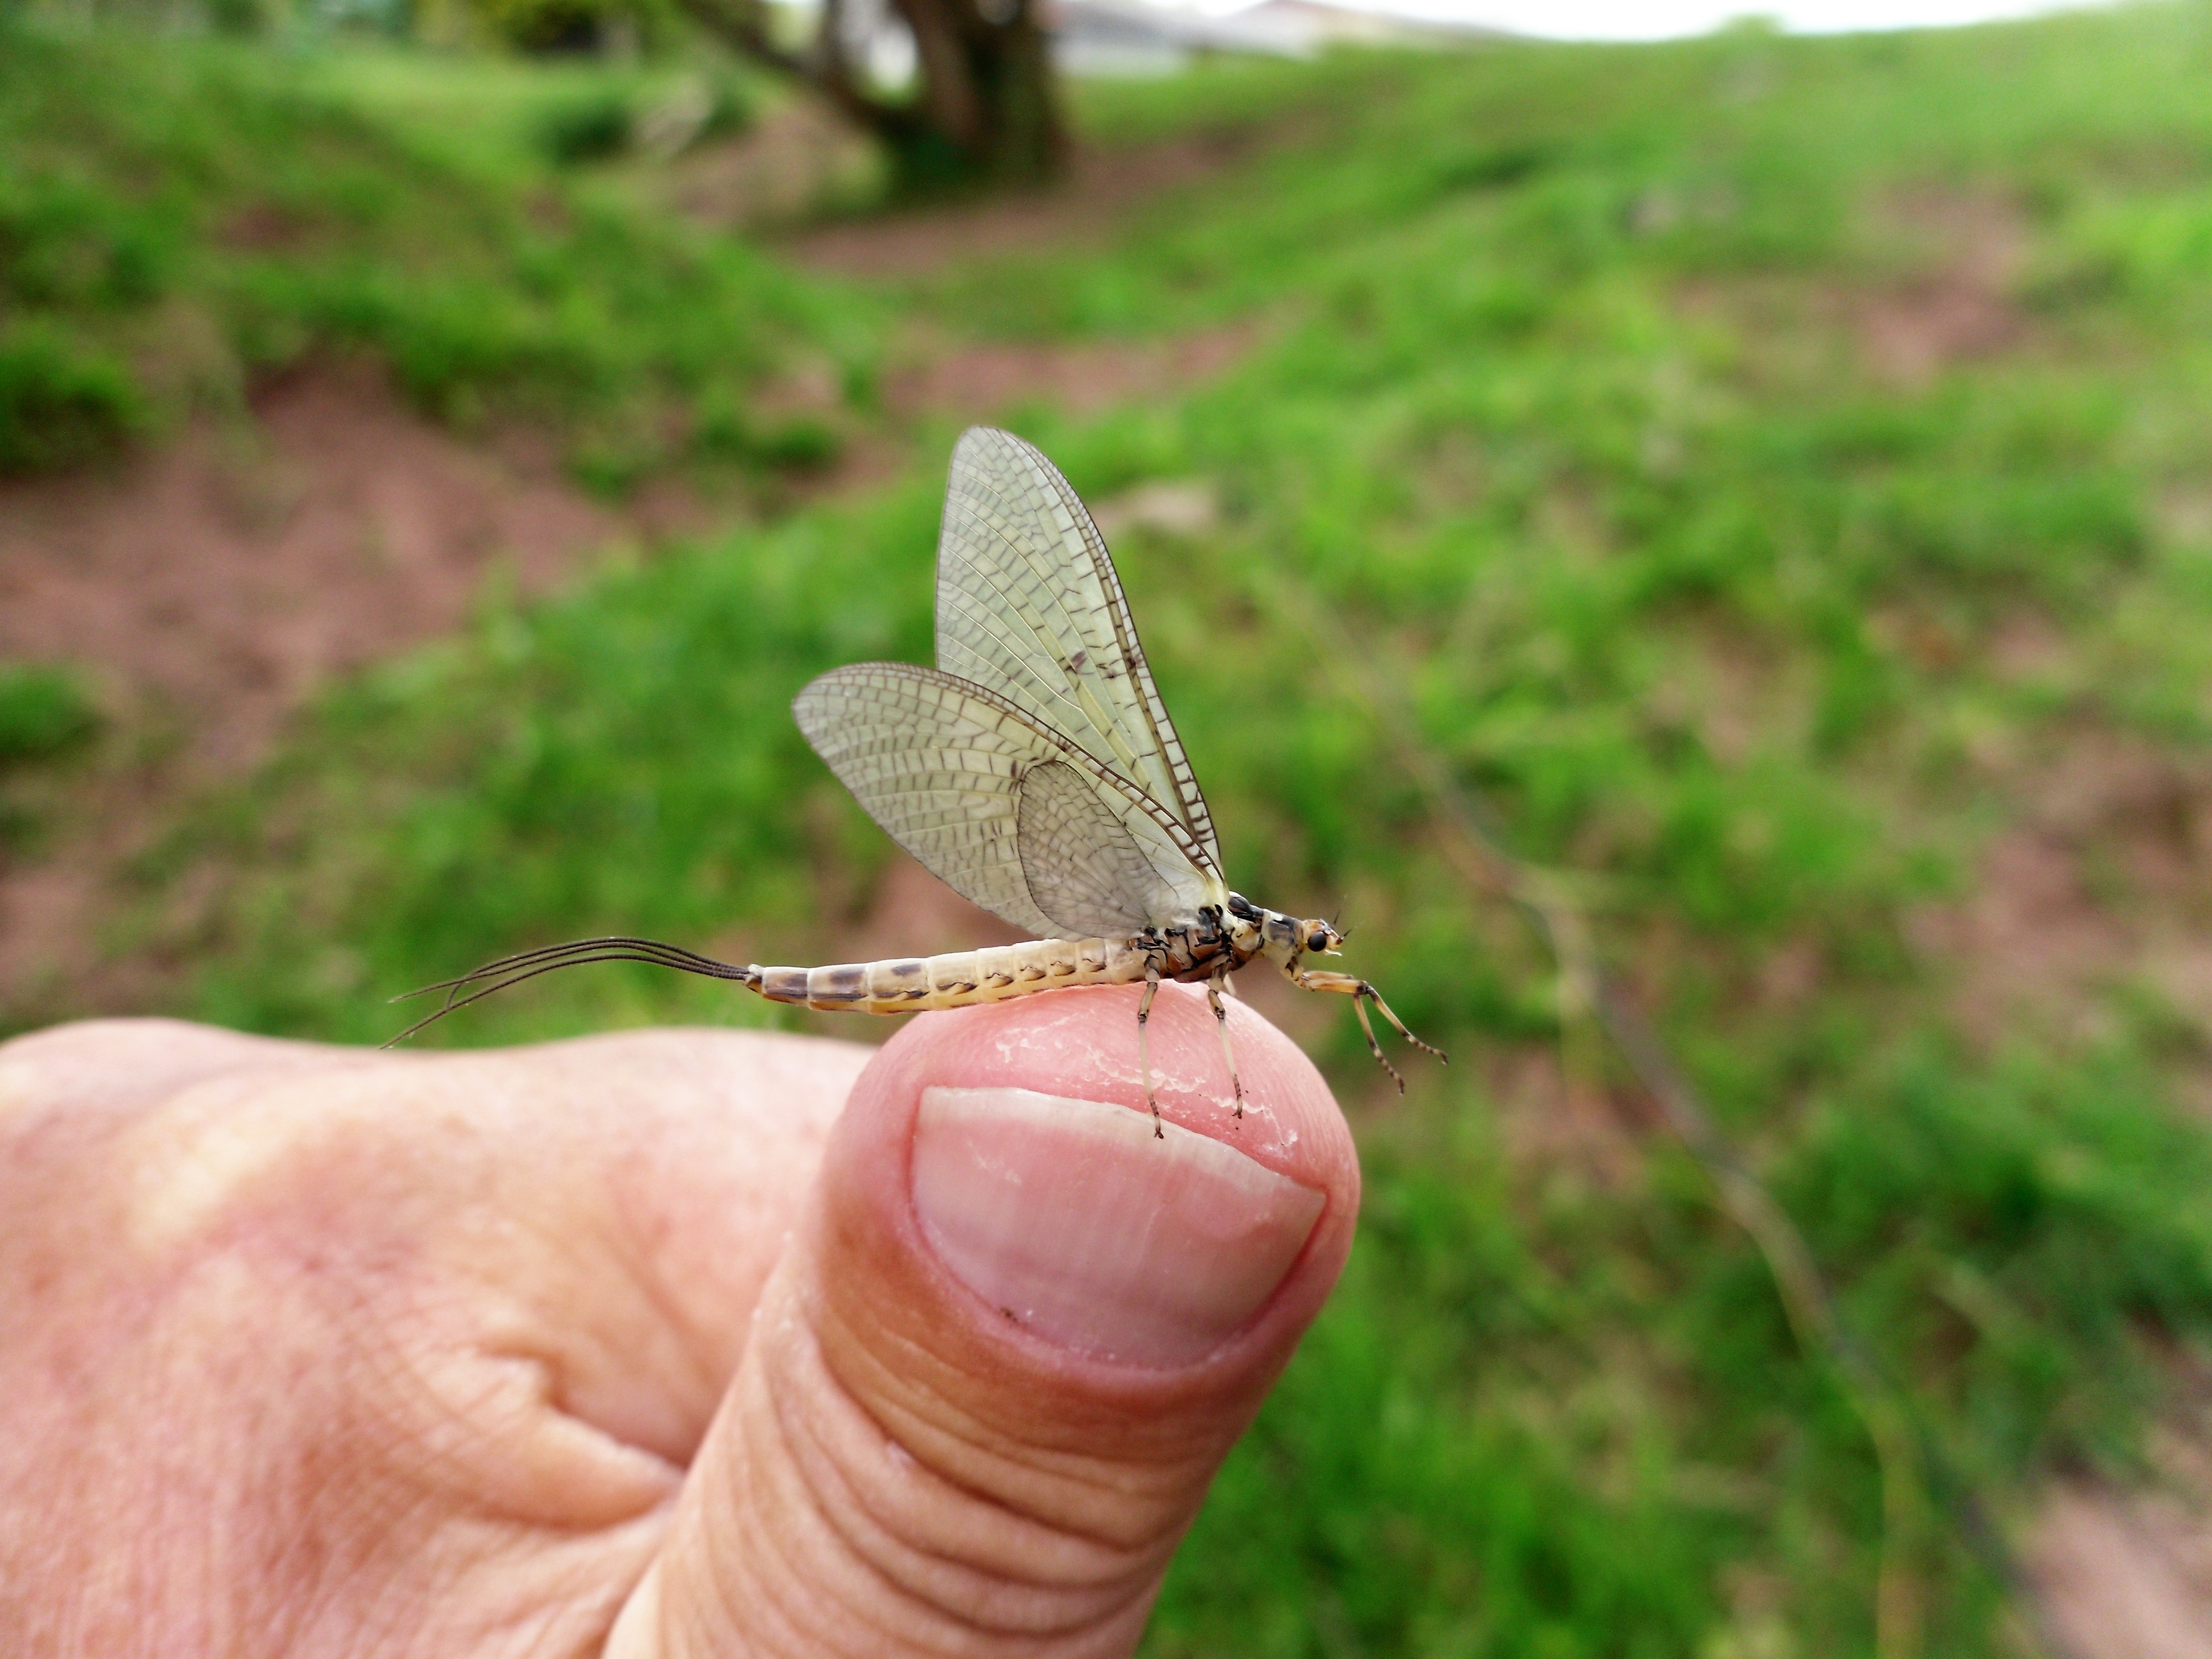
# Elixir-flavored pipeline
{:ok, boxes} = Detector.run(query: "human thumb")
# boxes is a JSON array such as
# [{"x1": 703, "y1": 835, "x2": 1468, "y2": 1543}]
[{"x1": 606, "y1": 981, "x2": 1360, "y2": 1657}]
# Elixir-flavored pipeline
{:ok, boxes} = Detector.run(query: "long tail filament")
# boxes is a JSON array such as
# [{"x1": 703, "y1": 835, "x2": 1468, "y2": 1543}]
[{"x1": 384, "y1": 937, "x2": 754, "y2": 1047}]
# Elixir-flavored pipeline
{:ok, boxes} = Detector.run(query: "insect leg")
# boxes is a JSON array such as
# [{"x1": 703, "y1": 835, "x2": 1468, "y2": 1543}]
[
  {"x1": 1287, "y1": 967, "x2": 1447, "y2": 1089},
  {"x1": 1208, "y1": 969, "x2": 1244, "y2": 1120},
  {"x1": 1137, "y1": 966, "x2": 1163, "y2": 1139},
  {"x1": 1360, "y1": 982, "x2": 1447, "y2": 1061},
  {"x1": 1350, "y1": 992, "x2": 1405, "y2": 1094}
]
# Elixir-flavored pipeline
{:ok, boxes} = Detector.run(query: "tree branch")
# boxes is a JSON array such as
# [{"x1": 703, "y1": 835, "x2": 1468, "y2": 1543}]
[{"x1": 674, "y1": 0, "x2": 1062, "y2": 182}]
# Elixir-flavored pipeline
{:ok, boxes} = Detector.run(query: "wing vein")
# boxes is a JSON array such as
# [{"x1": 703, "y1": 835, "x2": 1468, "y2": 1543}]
[
  {"x1": 933, "y1": 427, "x2": 1222, "y2": 865},
  {"x1": 792, "y1": 662, "x2": 1215, "y2": 938}
]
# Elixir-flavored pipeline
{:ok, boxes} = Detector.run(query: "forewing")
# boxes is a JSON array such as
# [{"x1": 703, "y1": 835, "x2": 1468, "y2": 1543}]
[
  {"x1": 935, "y1": 426, "x2": 1222, "y2": 872},
  {"x1": 792, "y1": 664, "x2": 1214, "y2": 938}
]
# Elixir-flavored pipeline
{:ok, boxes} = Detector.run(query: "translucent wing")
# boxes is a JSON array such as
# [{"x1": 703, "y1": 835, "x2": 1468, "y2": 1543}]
[
  {"x1": 1014, "y1": 760, "x2": 1160, "y2": 937},
  {"x1": 792, "y1": 662, "x2": 1216, "y2": 938},
  {"x1": 935, "y1": 427, "x2": 1222, "y2": 872}
]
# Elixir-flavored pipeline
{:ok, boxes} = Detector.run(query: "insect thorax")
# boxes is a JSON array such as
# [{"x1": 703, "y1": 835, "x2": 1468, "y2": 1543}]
[
  {"x1": 1151, "y1": 909, "x2": 1249, "y2": 982},
  {"x1": 1214, "y1": 891, "x2": 1329, "y2": 971}
]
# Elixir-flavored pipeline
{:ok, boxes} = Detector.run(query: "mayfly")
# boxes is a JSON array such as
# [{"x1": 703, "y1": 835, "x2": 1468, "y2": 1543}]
[{"x1": 394, "y1": 427, "x2": 1442, "y2": 1129}]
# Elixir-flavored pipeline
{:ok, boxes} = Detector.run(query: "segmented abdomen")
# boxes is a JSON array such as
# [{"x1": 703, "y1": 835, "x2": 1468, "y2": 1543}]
[{"x1": 750, "y1": 936, "x2": 1149, "y2": 1014}]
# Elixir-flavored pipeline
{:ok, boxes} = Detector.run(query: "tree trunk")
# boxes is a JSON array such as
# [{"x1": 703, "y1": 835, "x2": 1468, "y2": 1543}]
[{"x1": 678, "y1": 0, "x2": 1066, "y2": 191}]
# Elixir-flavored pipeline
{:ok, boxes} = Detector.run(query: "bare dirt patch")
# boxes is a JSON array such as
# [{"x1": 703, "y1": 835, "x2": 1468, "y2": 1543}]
[
  {"x1": 0, "y1": 361, "x2": 689, "y2": 1022},
  {"x1": 783, "y1": 133, "x2": 1251, "y2": 279},
  {"x1": 2032, "y1": 1381, "x2": 2212, "y2": 1659},
  {"x1": 1853, "y1": 187, "x2": 2030, "y2": 389},
  {"x1": 1908, "y1": 731, "x2": 2212, "y2": 1052},
  {"x1": 1, "y1": 361, "x2": 639, "y2": 774},
  {"x1": 2033, "y1": 1483, "x2": 2212, "y2": 1659},
  {"x1": 1680, "y1": 186, "x2": 2031, "y2": 390},
  {"x1": 881, "y1": 324, "x2": 1254, "y2": 422}
]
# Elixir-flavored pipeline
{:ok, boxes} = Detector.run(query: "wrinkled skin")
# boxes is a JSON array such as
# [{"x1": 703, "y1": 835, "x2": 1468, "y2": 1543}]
[{"x1": 0, "y1": 983, "x2": 1357, "y2": 1657}]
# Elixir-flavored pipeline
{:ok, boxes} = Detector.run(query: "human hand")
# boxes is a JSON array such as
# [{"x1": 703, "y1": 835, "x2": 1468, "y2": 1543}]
[{"x1": 0, "y1": 983, "x2": 1357, "y2": 1656}]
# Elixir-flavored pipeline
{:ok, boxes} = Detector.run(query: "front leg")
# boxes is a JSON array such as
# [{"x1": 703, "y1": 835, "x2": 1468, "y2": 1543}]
[{"x1": 1285, "y1": 963, "x2": 1446, "y2": 1094}]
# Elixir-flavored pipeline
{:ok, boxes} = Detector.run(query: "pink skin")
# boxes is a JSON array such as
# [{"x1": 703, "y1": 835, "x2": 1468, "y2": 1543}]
[{"x1": 0, "y1": 983, "x2": 1357, "y2": 1658}]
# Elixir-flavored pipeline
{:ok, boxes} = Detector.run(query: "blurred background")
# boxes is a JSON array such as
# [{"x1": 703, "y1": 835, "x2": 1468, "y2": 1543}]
[{"x1": 6, "y1": 0, "x2": 2212, "y2": 1649}]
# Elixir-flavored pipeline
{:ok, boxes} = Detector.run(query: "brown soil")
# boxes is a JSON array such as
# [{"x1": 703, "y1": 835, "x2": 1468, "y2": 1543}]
[
  {"x1": 1908, "y1": 731, "x2": 2212, "y2": 1055},
  {"x1": 0, "y1": 361, "x2": 674, "y2": 1021},
  {"x1": 1681, "y1": 185, "x2": 2030, "y2": 390},
  {"x1": 2031, "y1": 1373, "x2": 2212, "y2": 1659},
  {"x1": 1853, "y1": 187, "x2": 2028, "y2": 388},
  {"x1": 2033, "y1": 1484, "x2": 2212, "y2": 1659},
  {"x1": 784, "y1": 132, "x2": 1250, "y2": 279},
  {"x1": 1, "y1": 361, "x2": 638, "y2": 775},
  {"x1": 881, "y1": 324, "x2": 1254, "y2": 422}
]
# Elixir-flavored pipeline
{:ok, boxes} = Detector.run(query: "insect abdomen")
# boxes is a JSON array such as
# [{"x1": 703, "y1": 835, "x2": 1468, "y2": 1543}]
[{"x1": 753, "y1": 937, "x2": 1151, "y2": 1014}]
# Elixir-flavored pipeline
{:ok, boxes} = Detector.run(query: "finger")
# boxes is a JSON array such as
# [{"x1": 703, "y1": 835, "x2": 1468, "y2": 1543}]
[
  {"x1": 0, "y1": 1022, "x2": 870, "y2": 1656},
  {"x1": 613, "y1": 982, "x2": 1359, "y2": 1658},
  {"x1": 0, "y1": 1017, "x2": 364, "y2": 1133}
]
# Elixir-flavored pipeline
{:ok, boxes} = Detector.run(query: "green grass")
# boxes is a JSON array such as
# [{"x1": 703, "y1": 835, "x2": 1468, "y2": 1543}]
[
  {"x1": 0, "y1": 24, "x2": 855, "y2": 481},
  {"x1": 45, "y1": 6, "x2": 2212, "y2": 1653},
  {"x1": 0, "y1": 661, "x2": 99, "y2": 764},
  {"x1": 283, "y1": 44, "x2": 762, "y2": 181}
]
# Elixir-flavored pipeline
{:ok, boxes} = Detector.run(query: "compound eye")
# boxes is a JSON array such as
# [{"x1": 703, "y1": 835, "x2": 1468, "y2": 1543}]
[{"x1": 1307, "y1": 928, "x2": 1331, "y2": 953}]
